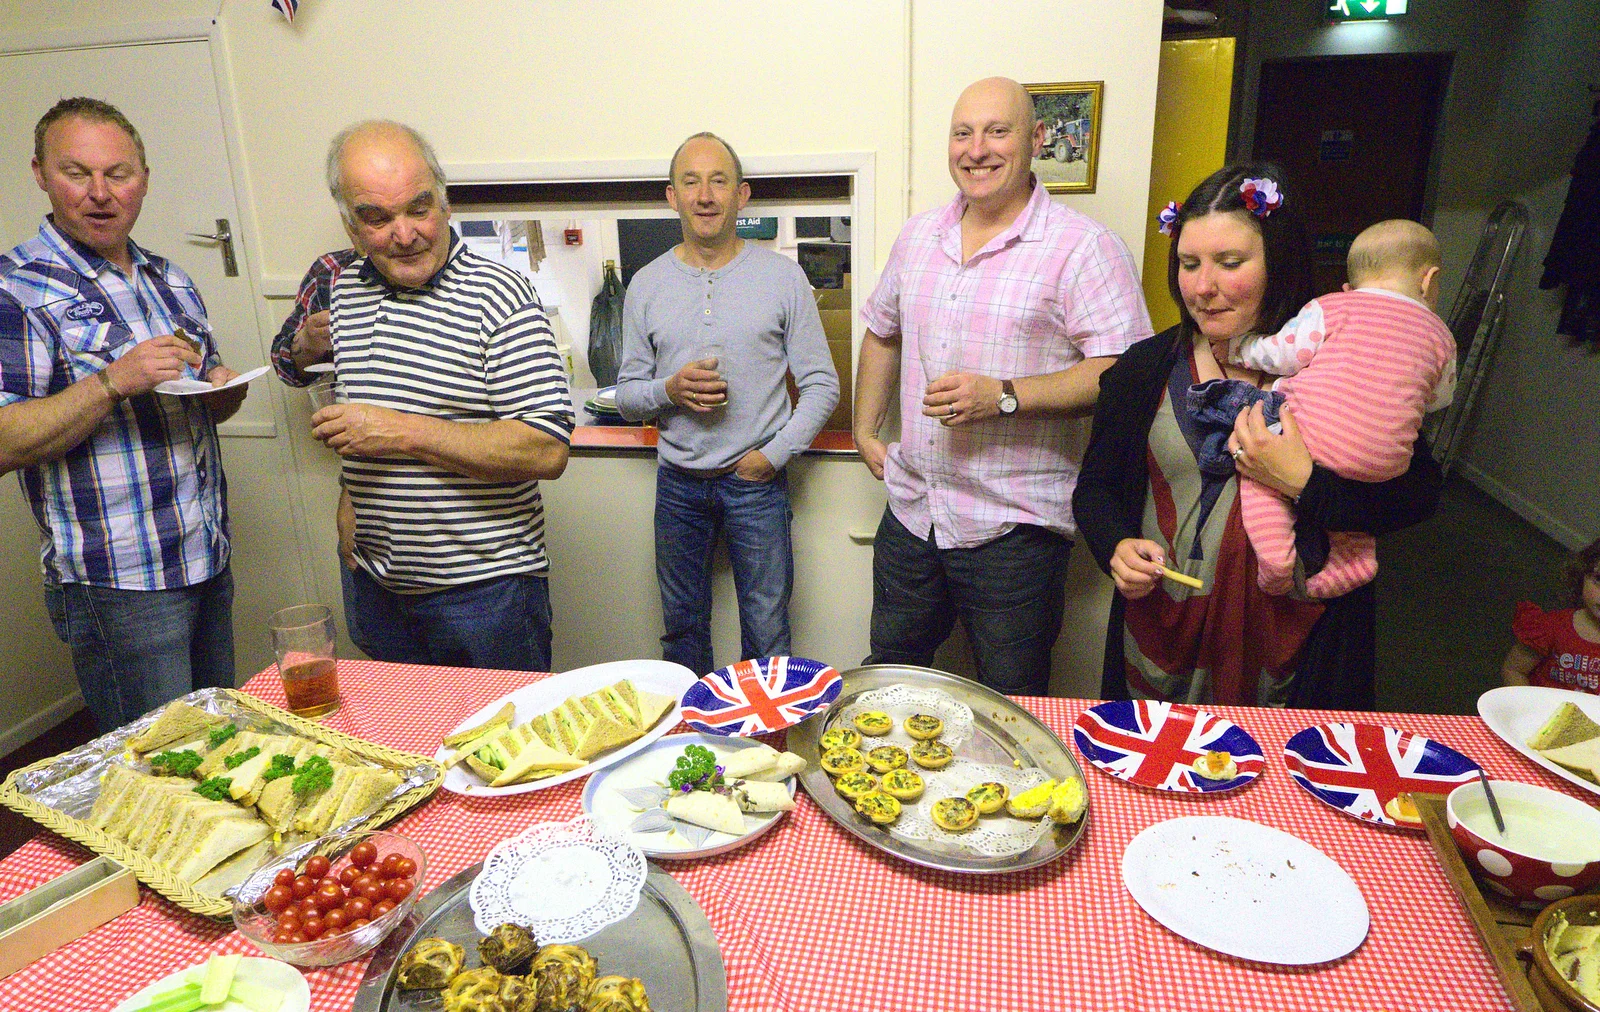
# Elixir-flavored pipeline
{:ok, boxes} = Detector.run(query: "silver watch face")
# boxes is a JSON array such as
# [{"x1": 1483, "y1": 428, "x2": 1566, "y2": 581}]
[{"x1": 999, "y1": 392, "x2": 1019, "y2": 414}]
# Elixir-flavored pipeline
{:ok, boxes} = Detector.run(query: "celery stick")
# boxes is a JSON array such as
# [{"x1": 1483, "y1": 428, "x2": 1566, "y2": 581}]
[
  {"x1": 199, "y1": 953, "x2": 241, "y2": 1004},
  {"x1": 131, "y1": 987, "x2": 206, "y2": 1012},
  {"x1": 229, "y1": 976, "x2": 286, "y2": 1012}
]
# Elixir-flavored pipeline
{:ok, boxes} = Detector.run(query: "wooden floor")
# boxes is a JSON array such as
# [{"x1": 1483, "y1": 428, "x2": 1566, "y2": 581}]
[{"x1": 0, "y1": 707, "x2": 96, "y2": 859}]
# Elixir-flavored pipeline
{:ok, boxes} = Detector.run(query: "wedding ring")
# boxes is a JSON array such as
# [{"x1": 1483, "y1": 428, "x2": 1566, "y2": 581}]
[
  {"x1": 1229, "y1": 447, "x2": 1243, "y2": 460},
  {"x1": 690, "y1": 393, "x2": 699, "y2": 406}
]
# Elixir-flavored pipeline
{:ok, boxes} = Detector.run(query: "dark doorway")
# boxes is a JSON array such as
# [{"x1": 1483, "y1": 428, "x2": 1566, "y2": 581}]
[{"x1": 1254, "y1": 52, "x2": 1451, "y2": 295}]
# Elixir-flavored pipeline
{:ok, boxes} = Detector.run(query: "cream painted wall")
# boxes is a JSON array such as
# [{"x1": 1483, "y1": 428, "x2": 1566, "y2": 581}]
[{"x1": 0, "y1": 0, "x2": 1161, "y2": 752}]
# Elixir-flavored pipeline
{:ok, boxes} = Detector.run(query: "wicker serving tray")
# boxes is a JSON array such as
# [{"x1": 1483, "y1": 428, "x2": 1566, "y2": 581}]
[{"x1": 0, "y1": 689, "x2": 442, "y2": 919}]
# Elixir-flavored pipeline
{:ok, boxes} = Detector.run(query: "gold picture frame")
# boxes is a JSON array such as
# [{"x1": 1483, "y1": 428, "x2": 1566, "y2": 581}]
[{"x1": 1024, "y1": 81, "x2": 1104, "y2": 194}]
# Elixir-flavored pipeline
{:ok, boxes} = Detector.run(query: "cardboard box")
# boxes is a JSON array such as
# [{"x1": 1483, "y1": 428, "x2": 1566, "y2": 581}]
[{"x1": 0, "y1": 856, "x2": 138, "y2": 978}]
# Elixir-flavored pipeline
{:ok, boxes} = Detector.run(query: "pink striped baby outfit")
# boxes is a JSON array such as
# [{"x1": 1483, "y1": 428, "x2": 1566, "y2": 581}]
[{"x1": 1233, "y1": 288, "x2": 1456, "y2": 597}]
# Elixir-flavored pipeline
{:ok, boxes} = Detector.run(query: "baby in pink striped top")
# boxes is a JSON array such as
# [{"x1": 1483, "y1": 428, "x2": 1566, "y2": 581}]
[{"x1": 1230, "y1": 219, "x2": 1457, "y2": 598}]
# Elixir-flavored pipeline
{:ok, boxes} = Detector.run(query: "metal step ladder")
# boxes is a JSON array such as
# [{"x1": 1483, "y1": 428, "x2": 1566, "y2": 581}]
[{"x1": 1427, "y1": 200, "x2": 1529, "y2": 475}]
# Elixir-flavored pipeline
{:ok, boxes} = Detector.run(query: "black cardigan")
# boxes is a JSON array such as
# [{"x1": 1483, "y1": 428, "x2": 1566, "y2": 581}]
[{"x1": 1072, "y1": 326, "x2": 1444, "y2": 709}]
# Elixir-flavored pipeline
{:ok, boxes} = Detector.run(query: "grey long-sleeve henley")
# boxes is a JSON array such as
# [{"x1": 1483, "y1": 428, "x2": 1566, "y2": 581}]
[{"x1": 615, "y1": 244, "x2": 839, "y2": 473}]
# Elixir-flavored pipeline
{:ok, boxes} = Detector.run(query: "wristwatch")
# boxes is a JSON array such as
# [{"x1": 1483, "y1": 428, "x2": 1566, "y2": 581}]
[{"x1": 998, "y1": 379, "x2": 1019, "y2": 415}]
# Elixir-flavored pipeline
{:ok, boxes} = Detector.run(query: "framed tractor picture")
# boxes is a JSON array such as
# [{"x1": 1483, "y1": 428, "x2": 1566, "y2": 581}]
[{"x1": 1024, "y1": 80, "x2": 1104, "y2": 194}]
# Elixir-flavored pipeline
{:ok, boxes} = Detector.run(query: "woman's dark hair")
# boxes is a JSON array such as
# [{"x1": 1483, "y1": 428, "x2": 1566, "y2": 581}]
[
  {"x1": 1565, "y1": 538, "x2": 1600, "y2": 608},
  {"x1": 1165, "y1": 161, "x2": 1312, "y2": 339}
]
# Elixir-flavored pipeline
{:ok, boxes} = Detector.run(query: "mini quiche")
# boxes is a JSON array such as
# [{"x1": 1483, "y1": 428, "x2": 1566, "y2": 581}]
[
  {"x1": 819, "y1": 726, "x2": 863, "y2": 752},
  {"x1": 853, "y1": 711, "x2": 894, "y2": 737},
  {"x1": 866, "y1": 745, "x2": 909, "y2": 774},
  {"x1": 903, "y1": 714, "x2": 944, "y2": 740},
  {"x1": 820, "y1": 746, "x2": 867, "y2": 777},
  {"x1": 880, "y1": 768, "x2": 924, "y2": 801},
  {"x1": 910, "y1": 739, "x2": 954, "y2": 770},
  {"x1": 854, "y1": 790, "x2": 902, "y2": 826},
  {"x1": 834, "y1": 771, "x2": 878, "y2": 801},
  {"x1": 966, "y1": 782, "x2": 1009, "y2": 814},
  {"x1": 931, "y1": 796, "x2": 978, "y2": 832},
  {"x1": 1191, "y1": 750, "x2": 1237, "y2": 782},
  {"x1": 1005, "y1": 779, "x2": 1057, "y2": 819}
]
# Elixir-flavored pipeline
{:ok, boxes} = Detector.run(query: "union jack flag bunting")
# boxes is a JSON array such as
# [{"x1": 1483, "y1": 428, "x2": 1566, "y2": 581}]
[
  {"x1": 1283, "y1": 722, "x2": 1480, "y2": 829},
  {"x1": 1073, "y1": 700, "x2": 1263, "y2": 793},
  {"x1": 271, "y1": 0, "x2": 298, "y2": 22},
  {"x1": 681, "y1": 656, "x2": 842, "y2": 737}
]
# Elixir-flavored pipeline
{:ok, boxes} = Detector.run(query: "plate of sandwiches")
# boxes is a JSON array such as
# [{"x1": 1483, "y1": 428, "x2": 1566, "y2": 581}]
[
  {"x1": 1479, "y1": 687, "x2": 1600, "y2": 797},
  {"x1": 434, "y1": 659, "x2": 698, "y2": 796},
  {"x1": 0, "y1": 689, "x2": 440, "y2": 918},
  {"x1": 582, "y1": 733, "x2": 806, "y2": 859}
]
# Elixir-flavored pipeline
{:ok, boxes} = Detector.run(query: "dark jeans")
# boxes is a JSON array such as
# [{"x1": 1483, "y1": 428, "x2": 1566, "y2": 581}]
[
  {"x1": 867, "y1": 507, "x2": 1071, "y2": 696},
  {"x1": 655, "y1": 462, "x2": 793, "y2": 675},
  {"x1": 347, "y1": 567, "x2": 553, "y2": 671},
  {"x1": 45, "y1": 566, "x2": 236, "y2": 735}
]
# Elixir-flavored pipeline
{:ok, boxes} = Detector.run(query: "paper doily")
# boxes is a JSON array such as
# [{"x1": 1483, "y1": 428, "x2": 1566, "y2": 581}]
[
  {"x1": 469, "y1": 815, "x2": 647, "y2": 941},
  {"x1": 838, "y1": 684, "x2": 975, "y2": 747}
]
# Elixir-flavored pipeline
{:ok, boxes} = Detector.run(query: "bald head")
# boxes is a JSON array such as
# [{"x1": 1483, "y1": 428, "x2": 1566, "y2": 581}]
[
  {"x1": 325, "y1": 120, "x2": 448, "y2": 227},
  {"x1": 948, "y1": 77, "x2": 1042, "y2": 214},
  {"x1": 1347, "y1": 219, "x2": 1440, "y2": 288},
  {"x1": 953, "y1": 77, "x2": 1037, "y2": 131},
  {"x1": 326, "y1": 120, "x2": 453, "y2": 288}
]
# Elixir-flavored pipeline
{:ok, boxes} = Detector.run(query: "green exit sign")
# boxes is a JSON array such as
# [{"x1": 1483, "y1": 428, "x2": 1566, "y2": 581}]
[{"x1": 1328, "y1": 0, "x2": 1408, "y2": 19}]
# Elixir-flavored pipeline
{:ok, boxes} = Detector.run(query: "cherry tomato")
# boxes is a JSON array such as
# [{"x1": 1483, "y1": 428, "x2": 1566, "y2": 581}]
[
  {"x1": 349, "y1": 918, "x2": 371, "y2": 931},
  {"x1": 391, "y1": 857, "x2": 417, "y2": 879},
  {"x1": 380, "y1": 853, "x2": 404, "y2": 879},
  {"x1": 351, "y1": 873, "x2": 377, "y2": 892},
  {"x1": 344, "y1": 896, "x2": 372, "y2": 920},
  {"x1": 324, "y1": 908, "x2": 348, "y2": 932},
  {"x1": 297, "y1": 897, "x2": 321, "y2": 919},
  {"x1": 290, "y1": 875, "x2": 315, "y2": 899},
  {"x1": 274, "y1": 868, "x2": 296, "y2": 889},
  {"x1": 300, "y1": 915, "x2": 325, "y2": 939},
  {"x1": 371, "y1": 899, "x2": 397, "y2": 919},
  {"x1": 338, "y1": 866, "x2": 360, "y2": 887},
  {"x1": 350, "y1": 840, "x2": 378, "y2": 869},
  {"x1": 262, "y1": 885, "x2": 292, "y2": 914},
  {"x1": 359, "y1": 880, "x2": 387, "y2": 903},
  {"x1": 277, "y1": 910, "x2": 301, "y2": 932},
  {"x1": 315, "y1": 882, "x2": 345, "y2": 912},
  {"x1": 273, "y1": 929, "x2": 295, "y2": 945},
  {"x1": 305, "y1": 855, "x2": 331, "y2": 881},
  {"x1": 385, "y1": 877, "x2": 414, "y2": 902},
  {"x1": 288, "y1": 932, "x2": 309, "y2": 944}
]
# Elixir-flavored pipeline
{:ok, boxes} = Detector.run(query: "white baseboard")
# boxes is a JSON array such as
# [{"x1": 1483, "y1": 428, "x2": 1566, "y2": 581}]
[
  {"x1": 0, "y1": 692, "x2": 84, "y2": 761},
  {"x1": 1456, "y1": 460, "x2": 1591, "y2": 552}
]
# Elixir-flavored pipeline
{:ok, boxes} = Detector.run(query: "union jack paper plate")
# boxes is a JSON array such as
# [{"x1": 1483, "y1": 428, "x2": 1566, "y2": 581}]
[
  {"x1": 681, "y1": 656, "x2": 842, "y2": 737},
  {"x1": 1072, "y1": 700, "x2": 1263, "y2": 793},
  {"x1": 1283, "y1": 722, "x2": 1480, "y2": 830}
]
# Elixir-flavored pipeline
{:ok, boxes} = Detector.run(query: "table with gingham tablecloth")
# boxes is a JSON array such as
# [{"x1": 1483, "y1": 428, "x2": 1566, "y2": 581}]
[{"x1": 0, "y1": 660, "x2": 1572, "y2": 1011}]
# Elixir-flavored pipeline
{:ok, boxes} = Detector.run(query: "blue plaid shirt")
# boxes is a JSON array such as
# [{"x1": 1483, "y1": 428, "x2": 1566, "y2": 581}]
[{"x1": 0, "y1": 218, "x2": 230, "y2": 590}]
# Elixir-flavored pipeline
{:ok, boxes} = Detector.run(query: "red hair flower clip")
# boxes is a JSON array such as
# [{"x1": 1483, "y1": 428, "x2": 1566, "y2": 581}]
[
  {"x1": 1157, "y1": 201, "x2": 1182, "y2": 236},
  {"x1": 1240, "y1": 177, "x2": 1283, "y2": 217}
]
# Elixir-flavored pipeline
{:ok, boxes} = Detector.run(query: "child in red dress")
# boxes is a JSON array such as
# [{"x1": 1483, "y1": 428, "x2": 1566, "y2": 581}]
[{"x1": 1501, "y1": 538, "x2": 1600, "y2": 693}]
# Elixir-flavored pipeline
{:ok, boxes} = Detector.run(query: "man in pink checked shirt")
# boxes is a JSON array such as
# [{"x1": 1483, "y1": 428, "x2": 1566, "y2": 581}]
[{"x1": 854, "y1": 77, "x2": 1153, "y2": 696}]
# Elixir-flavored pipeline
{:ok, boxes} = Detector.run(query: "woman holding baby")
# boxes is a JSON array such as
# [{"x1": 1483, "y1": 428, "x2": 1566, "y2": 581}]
[{"x1": 1073, "y1": 162, "x2": 1449, "y2": 710}]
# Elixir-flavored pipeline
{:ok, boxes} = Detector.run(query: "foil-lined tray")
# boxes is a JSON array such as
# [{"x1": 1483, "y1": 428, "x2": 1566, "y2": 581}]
[{"x1": 0, "y1": 688, "x2": 442, "y2": 918}]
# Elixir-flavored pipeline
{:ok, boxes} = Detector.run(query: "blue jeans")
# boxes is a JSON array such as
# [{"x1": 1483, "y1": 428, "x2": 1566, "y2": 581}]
[
  {"x1": 346, "y1": 567, "x2": 553, "y2": 671},
  {"x1": 45, "y1": 566, "x2": 236, "y2": 735},
  {"x1": 655, "y1": 462, "x2": 793, "y2": 675},
  {"x1": 867, "y1": 508, "x2": 1071, "y2": 697}
]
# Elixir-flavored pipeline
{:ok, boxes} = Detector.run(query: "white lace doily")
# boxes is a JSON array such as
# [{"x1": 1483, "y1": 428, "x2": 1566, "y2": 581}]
[
  {"x1": 831, "y1": 686, "x2": 1055, "y2": 857},
  {"x1": 838, "y1": 684, "x2": 975, "y2": 747},
  {"x1": 469, "y1": 815, "x2": 647, "y2": 941}
]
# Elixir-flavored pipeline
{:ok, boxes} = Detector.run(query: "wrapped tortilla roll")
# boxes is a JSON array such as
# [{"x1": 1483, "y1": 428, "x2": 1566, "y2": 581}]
[
  {"x1": 719, "y1": 743, "x2": 780, "y2": 780},
  {"x1": 742, "y1": 751, "x2": 806, "y2": 781},
  {"x1": 732, "y1": 780, "x2": 794, "y2": 813},
  {"x1": 664, "y1": 791, "x2": 746, "y2": 835}
]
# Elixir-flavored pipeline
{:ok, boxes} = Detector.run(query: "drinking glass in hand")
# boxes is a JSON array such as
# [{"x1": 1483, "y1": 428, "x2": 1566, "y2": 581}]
[
  {"x1": 701, "y1": 341, "x2": 726, "y2": 407},
  {"x1": 269, "y1": 604, "x2": 341, "y2": 717},
  {"x1": 307, "y1": 378, "x2": 339, "y2": 412}
]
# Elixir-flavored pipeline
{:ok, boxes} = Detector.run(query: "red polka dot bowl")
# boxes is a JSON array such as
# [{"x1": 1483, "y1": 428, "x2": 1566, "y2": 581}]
[{"x1": 1447, "y1": 780, "x2": 1600, "y2": 909}]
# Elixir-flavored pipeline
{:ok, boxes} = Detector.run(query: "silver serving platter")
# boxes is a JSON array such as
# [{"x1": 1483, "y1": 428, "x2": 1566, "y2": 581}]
[
  {"x1": 787, "y1": 664, "x2": 1088, "y2": 874},
  {"x1": 353, "y1": 860, "x2": 727, "y2": 1011}
]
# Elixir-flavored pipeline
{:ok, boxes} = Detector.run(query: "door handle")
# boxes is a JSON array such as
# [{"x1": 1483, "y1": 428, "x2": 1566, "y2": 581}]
[{"x1": 186, "y1": 217, "x2": 237, "y2": 277}]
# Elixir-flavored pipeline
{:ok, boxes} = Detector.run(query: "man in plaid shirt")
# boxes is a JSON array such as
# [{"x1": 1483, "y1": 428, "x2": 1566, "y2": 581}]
[
  {"x1": 854, "y1": 78, "x2": 1153, "y2": 696},
  {"x1": 0, "y1": 98, "x2": 249, "y2": 732}
]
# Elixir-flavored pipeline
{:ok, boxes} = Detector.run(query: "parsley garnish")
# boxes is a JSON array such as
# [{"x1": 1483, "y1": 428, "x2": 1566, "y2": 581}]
[
  {"x1": 149, "y1": 750, "x2": 202, "y2": 777},
  {"x1": 223, "y1": 746, "x2": 261, "y2": 770},
  {"x1": 207, "y1": 724, "x2": 238, "y2": 749},
  {"x1": 291, "y1": 755, "x2": 334, "y2": 796},
  {"x1": 260, "y1": 754, "x2": 297, "y2": 782},
  {"x1": 667, "y1": 744, "x2": 724, "y2": 793},
  {"x1": 194, "y1": 776, "x2": 232, "y2": 800}
]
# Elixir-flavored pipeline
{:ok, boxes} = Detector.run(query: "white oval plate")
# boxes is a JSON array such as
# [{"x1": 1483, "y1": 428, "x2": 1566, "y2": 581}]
[
  {"x1": 582, "y1": 732, "x2": 798, "y2": 859},
  {"x1": 1478, "y1": 685, "x2": 1600, "y2": 798},
  {"x1": 112, "y1": 956, "x2": 309, "y2": 1012},
  {"x1": 1122, "y1": 816, "x2": 1370, "y2": 965},
  {"x1": 434, "y1": 659, "x2": 697, "y2": 796},
  {"x1": 154, "y1": 364, "x2": 271, "y2": 396},
  {"x1": 304, "y1": 362, "x2": 335, "y2": 374}
]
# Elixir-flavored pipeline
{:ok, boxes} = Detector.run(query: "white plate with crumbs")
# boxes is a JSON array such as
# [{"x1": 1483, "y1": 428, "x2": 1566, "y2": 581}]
[{"x1": 1122, "y1": 816, "x2": 1369, "y2": 965}]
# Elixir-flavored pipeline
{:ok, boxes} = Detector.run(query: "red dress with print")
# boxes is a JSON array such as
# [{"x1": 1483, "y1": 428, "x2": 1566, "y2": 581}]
[{"x1": 1513, "y1": 602, "x2": 1600, "y2": 693}]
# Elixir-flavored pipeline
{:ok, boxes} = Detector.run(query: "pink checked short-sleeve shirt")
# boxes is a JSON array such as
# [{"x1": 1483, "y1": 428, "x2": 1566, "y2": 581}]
[{"x1": 862, "y1": 182, "x2": 1152, "y2": 548}]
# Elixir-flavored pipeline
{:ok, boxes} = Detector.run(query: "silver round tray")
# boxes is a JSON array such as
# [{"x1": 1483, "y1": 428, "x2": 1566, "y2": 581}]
[
  {"x1": 787, "y1": 664, "x2": 1088, "y2": 874},
  {"x1": 352, "y1": 860, "x2": 726, "y2": 1011}
]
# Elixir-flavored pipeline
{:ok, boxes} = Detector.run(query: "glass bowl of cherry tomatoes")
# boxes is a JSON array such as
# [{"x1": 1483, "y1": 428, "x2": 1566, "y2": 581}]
[{"x1": 232, "y1": 829, "x2": 425, "y2": 967}]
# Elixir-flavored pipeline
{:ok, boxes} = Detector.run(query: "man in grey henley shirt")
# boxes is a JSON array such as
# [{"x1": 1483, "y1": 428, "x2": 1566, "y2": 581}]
[{"x1": 615, "y1": 131, "x2": 838, "y2": 674}]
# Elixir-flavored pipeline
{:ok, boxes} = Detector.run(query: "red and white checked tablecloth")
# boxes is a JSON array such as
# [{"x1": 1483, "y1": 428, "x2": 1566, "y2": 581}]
[{"x1": 0, "y1": 660, "x2": 1577, "y2": 1012}]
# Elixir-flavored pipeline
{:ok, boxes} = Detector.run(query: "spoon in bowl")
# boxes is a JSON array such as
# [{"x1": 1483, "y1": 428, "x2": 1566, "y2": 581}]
[{"x1": 1477, "y1": 770, "x2": 1507, "y2": 836}]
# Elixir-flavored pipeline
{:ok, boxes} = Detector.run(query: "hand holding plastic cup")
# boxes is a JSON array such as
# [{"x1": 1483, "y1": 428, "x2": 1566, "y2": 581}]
[
  {"x1": 307, "y1": 378, "x2": 339, "y2": 412},
  {"x1": 701, "y1": 341, "x2": 726, "y2": 407}
]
